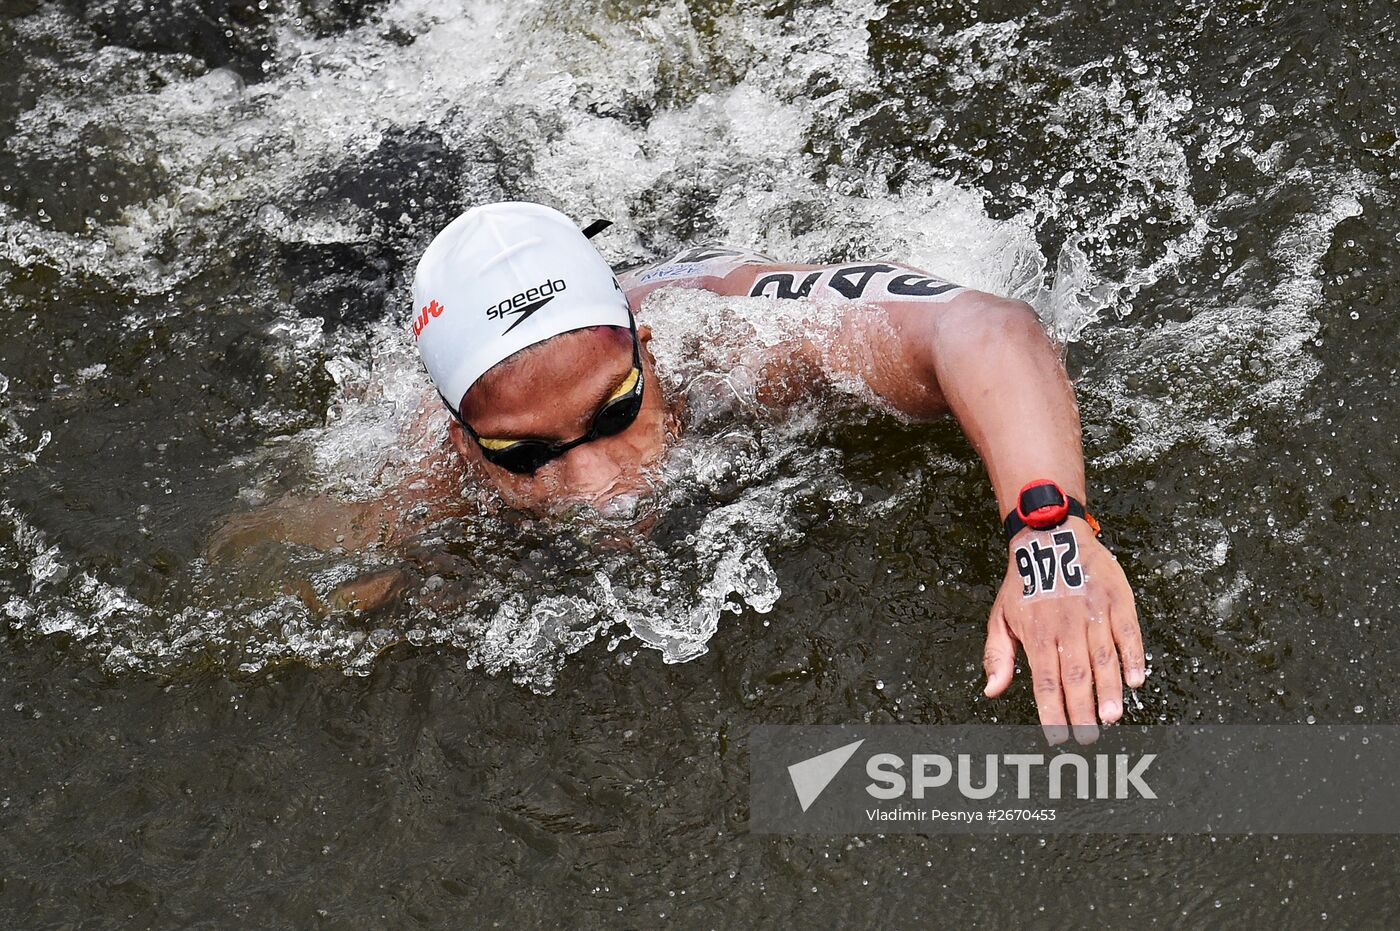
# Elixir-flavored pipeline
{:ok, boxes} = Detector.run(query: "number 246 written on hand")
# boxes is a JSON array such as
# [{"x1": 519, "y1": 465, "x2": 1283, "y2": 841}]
[{"x1": 1014, "y1": 530, "x2": 1084, "y2": 597}]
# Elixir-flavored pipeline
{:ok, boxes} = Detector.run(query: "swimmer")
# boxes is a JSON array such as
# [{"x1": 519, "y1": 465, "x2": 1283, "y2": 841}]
[{"x1": 216, "y1": 201, "x2": 1144, "y2": 744}]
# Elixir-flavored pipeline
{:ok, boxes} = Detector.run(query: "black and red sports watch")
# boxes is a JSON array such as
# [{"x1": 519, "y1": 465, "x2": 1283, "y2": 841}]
[{"x1": 1002, "y1": 479, "x2": 1101, "y2": 542}]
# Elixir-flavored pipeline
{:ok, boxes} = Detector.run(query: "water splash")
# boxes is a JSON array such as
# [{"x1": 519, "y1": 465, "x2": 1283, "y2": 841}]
[{"x1": 0, "y1": 0, "x2": 1368, "y2": 688}]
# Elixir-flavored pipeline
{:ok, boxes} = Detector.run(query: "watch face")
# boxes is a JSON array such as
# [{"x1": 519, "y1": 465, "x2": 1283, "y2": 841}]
[{"x1": 1018, "y1": 481, "x2": 1069, "y2": 529}]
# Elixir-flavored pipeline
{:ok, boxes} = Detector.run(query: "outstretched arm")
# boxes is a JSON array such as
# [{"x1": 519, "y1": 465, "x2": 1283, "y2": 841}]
[
  {"x1": 923, "y1": 295, "x2": 1144, "y2": 743},
  {"x1": 737, "y1": 277, "x2": 1145, "y2": 742},
  {"x1": 206, "y1": 399, "x2": 475, "y2": 613}
]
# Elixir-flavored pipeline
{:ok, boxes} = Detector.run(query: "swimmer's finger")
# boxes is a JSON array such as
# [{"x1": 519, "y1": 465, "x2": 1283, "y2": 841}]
[
  {"x1": 983, "y1": 606, "x2": 1017, "y2": 698},
  {"x1": 1087, "y1": 608, "x2": 1123, "y2": 725},
  {"x1": 1112, "y1": 585, "x2": 1146, "y2": 688},
  {"x1": 1027, "y1": 640, "x2": 1069, "y2": 746},
  {"x1": 1058, "y1": 632, "x2": 1100, "y2": 745}
]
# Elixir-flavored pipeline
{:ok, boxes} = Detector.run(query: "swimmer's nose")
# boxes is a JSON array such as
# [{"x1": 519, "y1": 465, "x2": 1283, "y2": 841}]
[{"x1": 557, "y1": 440, "x2": 632, "y2": 503}]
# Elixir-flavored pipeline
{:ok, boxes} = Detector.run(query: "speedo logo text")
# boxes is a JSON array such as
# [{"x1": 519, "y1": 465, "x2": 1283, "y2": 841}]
[{"x1": 487, "y1": 278, "x2": 567, "y2": 334}]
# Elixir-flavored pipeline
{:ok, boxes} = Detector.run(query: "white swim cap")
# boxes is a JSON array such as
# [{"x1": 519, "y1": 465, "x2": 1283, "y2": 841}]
[{"x1": 411, "y1": 201, "x2": 631, "y2": 410}]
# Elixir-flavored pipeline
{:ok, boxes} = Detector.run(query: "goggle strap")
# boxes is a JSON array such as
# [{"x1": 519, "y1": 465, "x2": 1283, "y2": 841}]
[{"x1": 581, "y1": 218, "x2": 613, "y2": 239}]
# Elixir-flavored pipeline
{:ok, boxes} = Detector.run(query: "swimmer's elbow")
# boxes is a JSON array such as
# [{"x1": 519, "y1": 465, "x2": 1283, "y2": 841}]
[
  {"x1": 929, "y1": 292, "x2": 1051, "y2": 363},
  {"x1": 962, "y1": 292, "x2": 1041, "y2": 328}
]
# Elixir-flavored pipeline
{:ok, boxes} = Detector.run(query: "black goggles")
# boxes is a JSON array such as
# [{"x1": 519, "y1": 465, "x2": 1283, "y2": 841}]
[{"x1": 441, "y1": 320, "x2": 645, "y2": 476}]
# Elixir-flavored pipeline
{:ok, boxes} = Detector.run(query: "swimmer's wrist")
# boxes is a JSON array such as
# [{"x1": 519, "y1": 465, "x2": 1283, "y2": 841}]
[
  {"x1": 1000, "y1": 480, "x2": 1100, "y2": 544},
  {"x1": 1003, "y1": 512, "x2": 1100, "y2": 551}
]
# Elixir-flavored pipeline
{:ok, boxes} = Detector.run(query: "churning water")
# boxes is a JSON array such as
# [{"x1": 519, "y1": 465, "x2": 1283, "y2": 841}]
[{"x1": 2, "y1": 0, "x2": 1398, "y2": 924}]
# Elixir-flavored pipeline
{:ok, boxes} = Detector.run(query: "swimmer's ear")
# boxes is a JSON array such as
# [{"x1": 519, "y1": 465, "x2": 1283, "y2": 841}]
[
  {"x1": 446, "y1": 417, "x2": 474, "y2": 459},
  {"x1": 637, "y1": 323, "x2": 653, "y2": 345}
]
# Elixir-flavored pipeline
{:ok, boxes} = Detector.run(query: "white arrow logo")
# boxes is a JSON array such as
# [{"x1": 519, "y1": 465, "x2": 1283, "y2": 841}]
[{"x1": 787, "y1": 739, "x2": 865, "y2": 812}]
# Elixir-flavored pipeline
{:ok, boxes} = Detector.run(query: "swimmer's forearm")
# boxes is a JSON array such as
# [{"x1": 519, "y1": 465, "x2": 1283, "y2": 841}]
[
  {"x1": 207, "y1": 494, "x2": 392, "y2": 562},
  {"x1": 927, "y1": 297, "x2": 1087, "y2": 517}
]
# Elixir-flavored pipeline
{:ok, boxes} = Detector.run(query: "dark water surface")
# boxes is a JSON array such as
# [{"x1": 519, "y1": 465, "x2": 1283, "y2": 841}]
[{"x1": 2, "y1": 0, "x2": 1399, "y2": 925}]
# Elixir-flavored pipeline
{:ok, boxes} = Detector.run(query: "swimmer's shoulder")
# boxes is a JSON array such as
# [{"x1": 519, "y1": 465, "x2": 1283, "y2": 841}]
[
  {"x1": 619, "y1": 242, "x2": 777, "y2": 302},
  {"x1": 725, "y1": 257, "x2": 970, "y2": 308},
  {"x1": 619, "y1": 243, "x2": 972, "y2": 308}
]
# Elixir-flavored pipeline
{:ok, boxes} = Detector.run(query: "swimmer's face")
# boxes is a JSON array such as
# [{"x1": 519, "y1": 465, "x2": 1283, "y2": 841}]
[{"x1": 447, "y1": 325, "x2": 675, "y2": 514}]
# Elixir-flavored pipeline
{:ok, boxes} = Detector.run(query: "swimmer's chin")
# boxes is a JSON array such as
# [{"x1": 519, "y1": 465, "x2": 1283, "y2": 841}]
[
  {"x1": 544, "y1": 494, "x2": 661, "y2": 539},
  {"x1": 490, "y1": 483, "x2": 663, "y2": 544}
]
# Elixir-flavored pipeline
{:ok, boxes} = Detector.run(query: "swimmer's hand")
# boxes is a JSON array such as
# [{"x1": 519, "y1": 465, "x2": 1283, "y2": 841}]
[{"x1": 982, "y1": 522, "x2": 1145, "y2": 745}]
